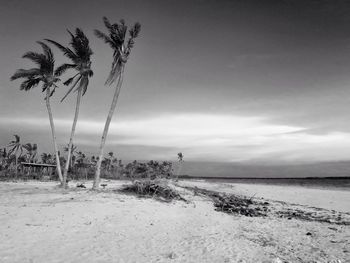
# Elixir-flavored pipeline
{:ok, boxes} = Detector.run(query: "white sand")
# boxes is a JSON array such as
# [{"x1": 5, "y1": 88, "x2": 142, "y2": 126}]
[{"x1": 0, "y1": 180, "x2": 349, "y2": 263}]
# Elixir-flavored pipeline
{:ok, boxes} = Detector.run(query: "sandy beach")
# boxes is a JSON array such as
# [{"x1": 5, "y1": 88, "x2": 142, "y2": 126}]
[{"x1": 0, "y1": 180, "x2": 349, "y2": 263}]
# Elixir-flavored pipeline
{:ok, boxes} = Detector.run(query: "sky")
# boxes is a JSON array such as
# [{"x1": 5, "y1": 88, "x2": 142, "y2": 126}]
[{"x1": 1, "y1": 0, "x2": 350, "y2": 163}]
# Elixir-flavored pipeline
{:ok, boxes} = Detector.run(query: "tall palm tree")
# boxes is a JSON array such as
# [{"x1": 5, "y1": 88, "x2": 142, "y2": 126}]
[
  {"x1": 93, "y1": 17, "x2": 141, "y2": 189},
  {"x1": 46, "y1": 28, "x2": 93, "y2": 188},
  {"x1": 6, "y1": 135, "x2": 25, "y2": 174},
  {"x1": 10, "y1": 42, "x2": 64, "y2": 182},
  {"x1": 11, "y1": 41, "x2": 62, "y2": 182}
]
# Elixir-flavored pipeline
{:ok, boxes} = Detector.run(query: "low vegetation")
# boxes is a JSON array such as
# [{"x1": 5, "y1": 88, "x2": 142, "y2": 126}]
[{"x1": 120, "y1": 179, "x2": 185, "y2": 202}]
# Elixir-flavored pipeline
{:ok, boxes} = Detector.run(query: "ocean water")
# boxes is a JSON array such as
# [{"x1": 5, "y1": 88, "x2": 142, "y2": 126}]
[{"x1": 191, "y1": 177, "x2": 350, "y2": 191}]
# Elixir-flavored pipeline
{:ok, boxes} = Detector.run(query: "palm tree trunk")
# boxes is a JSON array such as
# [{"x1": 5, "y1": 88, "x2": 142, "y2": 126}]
[
  {"x1": 176, "y1": 161, "x2": 183, "y2": 181},
  {"x1": 45, "y1": 88, "x2": 63, "y2": 183},
  {"x1": 62, "y1": 86, "x2": 83, "y2": 188},
  {"x1": 15, "y1": 151, "x2": 18, "y2": 178},
  {"x1": 93, "y1": 67, "x2": 124, "y2": 189}
]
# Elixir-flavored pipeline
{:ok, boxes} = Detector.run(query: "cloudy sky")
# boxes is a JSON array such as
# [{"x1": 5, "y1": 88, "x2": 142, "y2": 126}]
[{"x1": 1, "y1": 0, "x2": 350, "y2": 163}]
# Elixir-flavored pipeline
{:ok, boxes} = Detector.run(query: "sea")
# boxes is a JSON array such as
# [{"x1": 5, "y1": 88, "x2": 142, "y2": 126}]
[{"x1": 184, "y1": 177, "x2": 350, "y2": 191}]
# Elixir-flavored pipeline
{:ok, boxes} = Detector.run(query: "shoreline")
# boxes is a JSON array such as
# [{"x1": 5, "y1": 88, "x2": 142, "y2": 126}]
[{"x1": 181, "y1": 177, "x2": 350, "y2": 192}]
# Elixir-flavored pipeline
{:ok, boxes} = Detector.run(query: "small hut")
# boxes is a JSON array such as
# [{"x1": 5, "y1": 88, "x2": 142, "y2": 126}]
[{"x1": 20, "y1": 162, "x2": 56, "y2": 179}]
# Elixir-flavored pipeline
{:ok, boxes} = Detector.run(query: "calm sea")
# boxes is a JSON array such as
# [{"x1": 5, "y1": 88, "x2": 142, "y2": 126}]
[{"x1": 188, "y1": 177, "x2": 350, "y2": 191}]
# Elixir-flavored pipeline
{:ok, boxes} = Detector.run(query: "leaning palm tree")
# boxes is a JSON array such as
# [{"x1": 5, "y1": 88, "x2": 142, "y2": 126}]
[
  {"x1": 46, "y1": 28, "x2": 93, "y2": 188},
  {"x1": 92, "y1": 17, "x2": 141, "y2": 189},
  {"x1": 10, "y1": 43, "x2": 64, "y2": 183}
]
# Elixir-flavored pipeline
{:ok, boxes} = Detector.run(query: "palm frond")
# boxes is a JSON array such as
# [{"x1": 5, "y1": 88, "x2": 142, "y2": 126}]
[
  {"x1": 63, "y1": 77, "x2": 75, "y2": 86},
  {"x1": 49, "y1": 87, "x2": 56, "y2": 97},
  {"x1": 8, "y1": 146, "x2": 17, "y2": 156},
  {"x1": 37, "y1": 41, "x2": 54, "y2": 63},
  {"x1": 10, "y1": 68, "x2": 41, "y2": 80},
  {"x1": 55, "y1": 63, "x2": 76, "y2": 77},
  {"x1": 94, "y1": 29, "x2": 115, "y2": 49},
  {"x1": 22, "y1": 143, "x2": 31, "y2": 151},
  {"x1": 20, "y1": 78, "x2": 41, "y2": 91},
  {"x1": 80, "y1": 76, "x2": 89, "y2": 96},
  {"x1": 130, "y1": 22, "x2": 141, "y2": 38},
  {"x1": 126, "y1": 22, "x2": 141, "y2": 52},
  {"x1": 45, "y1": 39, "x2": 78, "y2": 61},
  {"x1": 42, "y1": 83, "x2": 49, "y2": 93},
  {"x1": 22, "y1": 52, "x2": 47, "y2": 66},
  {"x1": 103, "y1": 16, "x2": 113, "y2": 31},
  {"x1": 63, "y1": 73, "x2": 79, "y2": 86},
  {"x1": 88, "y1": 69, "x2": 93, "y2": 77},
  {"x1": 61, "y1": 75, "x2": 82, "y2": 102},
  {"x1": 117, "y1": 19, "x2": 127, "y2": 42}
]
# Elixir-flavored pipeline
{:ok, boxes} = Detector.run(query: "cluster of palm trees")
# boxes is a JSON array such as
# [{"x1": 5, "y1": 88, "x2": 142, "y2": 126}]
[
  {"x1": 0, "y1": 136, "x2": 177, "y2": 182},
  {"x1": 0, "y1": 136, "x2": 121, "y2": 178},
  {"x1": 0, "y1": 135, "x2": 37, "y2": 173},
  {"x1": 10, "y1": 17, "x2": 141, "y2": 189},
  {"x1": 124, "y1": 160, "x2": 173, "y2": 180}
]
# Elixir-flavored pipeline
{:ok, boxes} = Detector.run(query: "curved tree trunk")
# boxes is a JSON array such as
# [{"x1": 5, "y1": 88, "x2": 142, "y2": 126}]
[
  {"x1": 62, "y1": 84, "x2": 83, "y2": 188},
  {"x1": 93, "y1": 67, "x2": 124, "y2": 189},
  {"x1": 45, "y1": 88, "x2": 63, "y2": 183}
]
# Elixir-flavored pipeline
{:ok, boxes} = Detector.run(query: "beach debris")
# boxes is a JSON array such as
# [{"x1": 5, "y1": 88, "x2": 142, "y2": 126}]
[
  {"x1": 306, "y1": 232, "x2": 312, "y2": 236},
  {"x1": 213, "y1": 194, "x2": 268, "y2": 217},
  {"x1": 182, "y1": 186, "x2": 269, "y2": 217},
  {"x1": 166, "y1": 252, "x2": 177, "y2": 259},
  {"x1": 180, "y1": 185, "x2": 350, "y2": 224},
  {"x1": 120, "y1": 179, "x2": 186, "y2": 202},
  {"x1": 275, "y1": 209, "x2": 350, "y2": 225},
  {"x1": 76, "y1": 183, "x2": 86, "y2": 188}
]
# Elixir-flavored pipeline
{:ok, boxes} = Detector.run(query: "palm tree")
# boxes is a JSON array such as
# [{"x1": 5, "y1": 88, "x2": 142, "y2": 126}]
[
  {"x1": 10, "y1": 42, "x2": 64, "y2": 183},
  {"x1": 41, "y1": 153, "x2": 54, "y2": 164},
  {"x1": 93, "y1": 17, "x2": 141, "y2": 189},
  {"x1": 107, "y1": 151, "x2": 114, "y2": 171},
  {"x1": 0, "y1": 148, "x2": 6, "y2": 170},
  {"x1": 6, "y1": 135, "x2": 25, "y2": 174},
  {"x1": 46, "y1": 28, "x2": 93, "y2": 188},
  {"x1": 176, "y1": 152, "x2": 184, "y2": 180},
  {"x1": 64, "y1": 143, "x2": 77, "y2": 172},
  {"x1": 23, "y1": 143, "x2": 38, "y2": 163}
]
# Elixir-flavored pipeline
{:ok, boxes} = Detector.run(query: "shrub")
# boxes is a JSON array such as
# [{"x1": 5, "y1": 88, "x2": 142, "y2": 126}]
[{"x1": 120, "y1": 179, "x2": 184, "y2": 202}]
